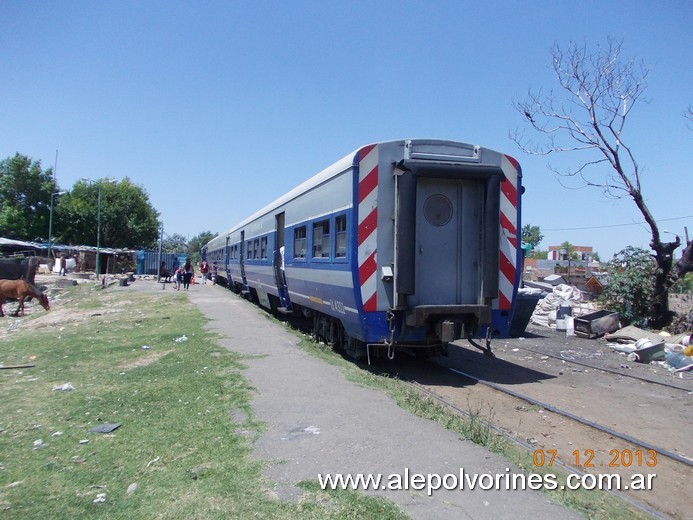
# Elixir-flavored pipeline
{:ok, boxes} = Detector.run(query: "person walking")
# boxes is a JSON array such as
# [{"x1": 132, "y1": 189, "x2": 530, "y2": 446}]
[
  {"x1": 211, "y1": 262, "x2": 219, "y2": 285},
  {"x1": 160, "y1": 261, "x2": 170, "y2": 282},
  {"x1": 172, "y1": 266, "x2": 181, "y2": 291},
  {"x1": 182, "y1": 258, "x2": 194, "y2": 291},
  {"x1": 199, "y1": 258, "x2": 209, "y2": 284}
]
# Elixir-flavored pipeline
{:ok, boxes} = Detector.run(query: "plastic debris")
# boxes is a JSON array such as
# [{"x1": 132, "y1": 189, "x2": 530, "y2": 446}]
[
  {"x1": 89, "y1": 423, "x2": 121, "y2": 434},
  {"x1": 93, "y1": 493, "x2": 106, "y2": 504},
  {"x1": 174, "y1": 335, "x2": 188, "y2": 343},
  {"x1": 608, "y1": 343, "x2": 637, "y2": 354},
  {"x1": 633, "y1": 339, "x2": 666, "y2": 363},
  {"x1": 666, "y1": 352, "x2": 693, "y2": 370},
  {"x1": 52, "y1": 383, "x2": 75, "y2": 391},
  {"x1": 141, "y1": 345, "x2": 151, "y2": 350}
]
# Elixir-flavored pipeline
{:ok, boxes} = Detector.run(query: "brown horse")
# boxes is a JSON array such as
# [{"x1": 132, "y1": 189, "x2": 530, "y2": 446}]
[{"x1": 0, "y1": 279, "x2": 50, "y2": 317}]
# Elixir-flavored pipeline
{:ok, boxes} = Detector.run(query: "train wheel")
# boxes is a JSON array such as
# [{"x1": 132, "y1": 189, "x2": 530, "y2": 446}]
[{"x1": 344, "y1": 336, "x2": 367, "y2": 361}]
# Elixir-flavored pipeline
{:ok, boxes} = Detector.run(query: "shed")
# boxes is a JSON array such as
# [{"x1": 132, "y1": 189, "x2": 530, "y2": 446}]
[
  {"x1": 584, "y1": 275, "x2": 608, "y2": 296},
  {"x1": 543, "y1": 274, "x2": 566, "y2": 286}
]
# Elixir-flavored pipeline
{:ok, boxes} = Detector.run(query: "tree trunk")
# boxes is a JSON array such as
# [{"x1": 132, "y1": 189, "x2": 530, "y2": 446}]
[
  {"x1": 676, "y1": 240, "x2": 693, "y2": 278},
  {"x1": 649, "y1": 240, "x2": 679, "y2": 329}
]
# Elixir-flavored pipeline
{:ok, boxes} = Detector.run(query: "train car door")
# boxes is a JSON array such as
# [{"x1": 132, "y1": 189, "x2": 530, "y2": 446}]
[
  {"x1": 273, "y1": 213, "x2": 292, "y2": 309},
  {"x1": 239, "y1": 230, "x2": 248, "y2": 288},
  {"x1": 224, "y1": 236, "x2": 230, "y2": 282},
  {"x1": 414, "y1": 178, "x2": 482, "y2": 305}
]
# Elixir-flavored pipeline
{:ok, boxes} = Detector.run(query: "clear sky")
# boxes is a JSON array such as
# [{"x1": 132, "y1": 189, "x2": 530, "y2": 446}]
[{"x1": 1, "y1": 0, "x2": 691, "y2": 259}]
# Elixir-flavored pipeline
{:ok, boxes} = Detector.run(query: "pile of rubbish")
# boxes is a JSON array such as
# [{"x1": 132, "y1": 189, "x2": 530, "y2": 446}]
[
  {"x1": 529, "y1": 284, "x2": 598, "y2": 332},
  {"x1": 605, "y1": 326, "x2": 693, "y2": 373},
  {"x1": 528, "y1": 284, "x2": 693, "y2": 373}
]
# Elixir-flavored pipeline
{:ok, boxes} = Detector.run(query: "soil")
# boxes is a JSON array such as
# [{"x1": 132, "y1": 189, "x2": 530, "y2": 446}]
[
  {"x1": 391, "y1": 324, "x2": 692, "y2": 520},
  {"x1": 3, "y1": 275, "x2": 692, "y2": 519}
]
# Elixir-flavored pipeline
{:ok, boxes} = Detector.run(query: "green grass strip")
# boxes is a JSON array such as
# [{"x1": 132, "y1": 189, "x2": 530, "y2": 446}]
[{"x1": 0, "y1": 284, "x2": 407, "y2": 519}]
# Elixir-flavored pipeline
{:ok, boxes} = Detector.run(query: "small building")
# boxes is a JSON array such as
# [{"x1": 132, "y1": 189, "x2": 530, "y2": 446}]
[
  {"x1": 584, "y1": 273, "x2": 609, "y2": 296},
  {"x1": 0, "y1": 237, "x2": 42, "y2": 257},
  {"x1": 543, "y1": 274, "x2": 566, "y2": 286},
  {"x1": 548, "y1": 245, "x2": 594, "y2": 261}
]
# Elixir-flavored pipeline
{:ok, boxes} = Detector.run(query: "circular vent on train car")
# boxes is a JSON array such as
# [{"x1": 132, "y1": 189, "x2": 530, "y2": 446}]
[{"x1": 423, "y1": 194, "x2": 453, "y2": 227}]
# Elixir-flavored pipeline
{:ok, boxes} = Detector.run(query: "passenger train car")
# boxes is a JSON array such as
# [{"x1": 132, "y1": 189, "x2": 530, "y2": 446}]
[{"x1": 204, "y1": 139, "x2": 522, "y2": 359}]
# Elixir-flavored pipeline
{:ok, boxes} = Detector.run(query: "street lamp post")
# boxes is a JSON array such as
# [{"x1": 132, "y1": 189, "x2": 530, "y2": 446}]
[
  {"x1": 81, "y1": 178, "x2": 116, "y2": 276},
  {"x1": 48, "y1": 191, "x2": 65, "y2": 261}
]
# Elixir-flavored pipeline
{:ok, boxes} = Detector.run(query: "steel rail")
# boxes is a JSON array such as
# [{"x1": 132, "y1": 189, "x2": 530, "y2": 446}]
[
  {"x1": 444, "y1": 364, "x2": 693, "y2": 468},
  {"x1": 507, "y1": 343, "x2": 692, "y2": 392},
  {"x1": 408, "y1": 380, "x2": 670, "y2": 520}
]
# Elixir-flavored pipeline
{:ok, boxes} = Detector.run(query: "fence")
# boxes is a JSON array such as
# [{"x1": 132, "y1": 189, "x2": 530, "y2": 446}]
[{"x1": 136, "y1": 251, "x2": 188, "y2": 276}]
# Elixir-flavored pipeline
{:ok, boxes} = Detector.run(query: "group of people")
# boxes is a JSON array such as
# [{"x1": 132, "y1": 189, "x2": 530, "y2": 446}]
[{"x1": 160, "y1": 258, "x2": 218, "y2": 291}]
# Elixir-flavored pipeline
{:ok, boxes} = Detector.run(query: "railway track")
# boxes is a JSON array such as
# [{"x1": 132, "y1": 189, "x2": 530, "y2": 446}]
[
  {"x1": 281, "y1": 309, "x2": 690, "y2": 517},
  {"x1": 505, "y1": 343, "x2": 692, "y2": 392},
  {"x1": 373, "y1": 344, "x2": 691, "y2": 520},
  {"x1": 407, "y1": 380, "x2": 670, "y2": 520},
  {"x1": 441, "y1": 361, "x2": 692, "y2": 467}
]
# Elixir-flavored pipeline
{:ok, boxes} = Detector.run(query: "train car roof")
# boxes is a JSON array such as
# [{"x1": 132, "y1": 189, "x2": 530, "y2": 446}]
[
  {"x1": 213, "y1": 145, "x2": 360, "y2": 240},
  {"x1": 205, "y1": 138, "x2": 512, "y2": 248}
]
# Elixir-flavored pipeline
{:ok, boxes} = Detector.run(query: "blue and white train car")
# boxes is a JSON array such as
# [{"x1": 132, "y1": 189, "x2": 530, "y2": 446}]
[{"x1": 205, "y1": 139, "x2": 522, "y2": 358}]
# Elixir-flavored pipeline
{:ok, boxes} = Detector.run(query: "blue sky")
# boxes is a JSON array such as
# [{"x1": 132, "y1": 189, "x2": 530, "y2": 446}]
[{"x1": 1, "y1": 0, "x2": 691, "y2": 259}]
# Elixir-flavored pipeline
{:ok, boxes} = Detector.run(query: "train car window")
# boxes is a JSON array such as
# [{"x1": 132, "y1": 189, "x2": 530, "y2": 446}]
[
  {"x1": 335, "y1": 215, "x2": 347, "y2": 258},
  {"x1": 294, "y1": 226, "x2": 307, "y2": 258},
  {"x1": 253, "y1": 239, "x2": 259, "y2": 259},
  {"x1": 312, "y1": 219, "x2": 330, "y2": 258},
  {"x1": 261, "y1": 236, "x2": 268, "y2": 259},
  {"x1": 247, "y1": 241, "x2": 252, "y2": 260}
]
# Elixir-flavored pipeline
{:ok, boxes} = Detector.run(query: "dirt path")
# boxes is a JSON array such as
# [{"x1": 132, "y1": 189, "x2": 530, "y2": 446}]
[
  {"x1": 5, "y1": 276, "x2": 691, "y2": 518},
  {"x1": 403, "y1": 325, "x2": 693, "y2": 519}
]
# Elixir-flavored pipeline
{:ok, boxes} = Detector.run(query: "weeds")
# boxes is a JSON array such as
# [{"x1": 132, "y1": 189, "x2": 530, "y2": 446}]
[{"x1": 0, "y1": 285, "x2": 407, "y2": 519}]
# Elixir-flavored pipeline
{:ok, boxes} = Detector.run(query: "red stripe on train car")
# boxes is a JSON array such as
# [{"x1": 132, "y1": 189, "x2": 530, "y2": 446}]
[
  {"x1": 363, "y1": 292, "x2": 377, "y2": 312},
  {"x1": 501, "y1": 179, "x2": 518, "y2": 207},
  {"x1": 499, "y1": 253, "x2": 516, "y2": 302},
  {"x1": 498, "y1": 291, "x2": 511, "y2": 310},
  {"x1": 358, "y1": 250, "x2": 377, "y2": 282},
  {"x1": 358, "y1": 143, "x2": 377, "y2": 160},
  {"x1": 358, "y1": 165, "x2": 379, "y2": 203},
  {"x1": 500, "y1": 212, "x2": 518, "y2": 247},
  {"x1": 358, "y1": 208, "x2": 378, "y2": 246},
  {"x1": 504, "y1": 154, "x2": 519, "y2": 170}
]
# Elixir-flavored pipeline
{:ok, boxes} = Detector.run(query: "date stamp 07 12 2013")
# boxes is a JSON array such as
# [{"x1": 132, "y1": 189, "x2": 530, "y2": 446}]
[{"x1": 532, "y1": 449, "x2": 658, "y2": 469}]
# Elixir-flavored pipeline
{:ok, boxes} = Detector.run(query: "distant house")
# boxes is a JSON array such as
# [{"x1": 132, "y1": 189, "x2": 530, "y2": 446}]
[
  {"x1": 584, "y1": 273, "x2": 609, "y2": 296},
  {"x1": 543, "y1": 274, "x2": 567, "y2": 286},
  {"x1": 0, "y1": 237, "x2": 42, "y2": 256},
  {"x1": 548, "y1": 245, "x2": 594, "y2": 261}
]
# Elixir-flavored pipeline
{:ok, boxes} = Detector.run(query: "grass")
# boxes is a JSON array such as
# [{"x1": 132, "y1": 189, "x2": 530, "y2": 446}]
[
  {"x1": 294, "y1": 336, "x2": 655, "y2": 520},
  {"x1": 0, "y1": 282, "x2": 657, "y2": 519},
  {"x1": 0, "y1": 283, "x2": 407, "y2": 519}
]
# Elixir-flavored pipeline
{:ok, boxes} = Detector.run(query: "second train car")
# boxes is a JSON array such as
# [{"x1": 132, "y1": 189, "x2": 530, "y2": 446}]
[{"x1": 204, "y1": 139, "x2": 523, "y2": 360}]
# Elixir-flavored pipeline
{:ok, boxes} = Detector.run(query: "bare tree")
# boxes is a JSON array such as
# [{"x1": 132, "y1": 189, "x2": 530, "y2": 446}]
[{"x1": 512, "y1": 37, "x2": 690, "y2": 328}]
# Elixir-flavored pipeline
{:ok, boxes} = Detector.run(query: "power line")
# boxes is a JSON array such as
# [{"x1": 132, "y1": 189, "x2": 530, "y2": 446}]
[{"x1": 543, "y1": 215, "x2": 692, "y2": 232}]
